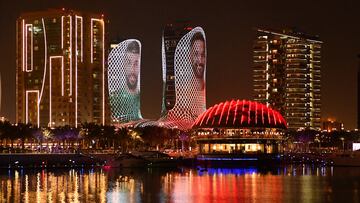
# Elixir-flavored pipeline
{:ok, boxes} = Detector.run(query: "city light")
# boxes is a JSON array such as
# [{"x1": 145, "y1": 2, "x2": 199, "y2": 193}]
[
  {"x1": 61, "y1": 16, "x2": 64, "y2": 49},
  {"x1": 17, "y1": 13, "x2": 106, "y2": 127},
  {"x1": 91, "y1": 17, "x2": 106, "y2": 125},
  {"x1": 194, "y1": 100, "x2": 286, "y2": 128},
  {"x1": 3, "y1": 5, "x2": 360, "y2": 203},
  {"x1": 25, "y1": 24, "x2": 33, "y2": 72},
  {"x1": 25, "y1": 90, "x2": 39, "y2": 127},
  {"x1": 75, "y1": 15, "x2": 83, "y2": 127},
  {"x1": 69, "y1": 15, "x2": 72, "y2": 96},
  {"x1": 39, "y1": 18, "x2": 47, "y2": 105},
  {"x1": 49, "y1": 56, "x2": 64, "y2": 127}
]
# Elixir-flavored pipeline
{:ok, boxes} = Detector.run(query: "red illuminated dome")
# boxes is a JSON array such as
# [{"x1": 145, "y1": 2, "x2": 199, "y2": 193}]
[{"x1": 193, "y1": 100, "x2": 287, "y2": 129}]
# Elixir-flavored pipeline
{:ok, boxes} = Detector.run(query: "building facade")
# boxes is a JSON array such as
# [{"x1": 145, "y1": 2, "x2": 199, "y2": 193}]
[
  {"x1": 253, "y1": 28, "x2": 321, "y2": 130},
  {"x1": 16, "y1": 9, "x2": 107, "y2": 127},
  {"x1": 158, "y1": 23, "x2": 207, "y2": 130},
  {"x1": 108, "y1": 39, "x2": 143, "y2": 123}
]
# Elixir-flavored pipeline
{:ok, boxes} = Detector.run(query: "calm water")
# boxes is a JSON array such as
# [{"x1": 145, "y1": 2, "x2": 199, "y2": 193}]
[{"x1": 0, "y1": 166, "x2": 359, "y2": 203}]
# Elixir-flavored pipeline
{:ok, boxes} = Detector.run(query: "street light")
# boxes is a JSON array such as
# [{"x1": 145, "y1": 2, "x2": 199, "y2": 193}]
[{"x1": 340, "y1": 137, "x2": 345, "y2": 152}]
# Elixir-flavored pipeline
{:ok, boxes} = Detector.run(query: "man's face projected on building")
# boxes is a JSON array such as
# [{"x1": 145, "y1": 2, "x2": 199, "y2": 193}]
[
  {"x1": 190, "y1": 35, "x2": 206, "y2": 79},
  {"x1": 125, "y1": 42, "x2": 140, "y2": 92}
]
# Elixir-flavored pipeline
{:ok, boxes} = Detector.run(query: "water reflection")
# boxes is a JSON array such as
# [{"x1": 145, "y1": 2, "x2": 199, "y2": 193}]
[{"x1": 0, "y1": 165, "x2": 359, "y2": 202}]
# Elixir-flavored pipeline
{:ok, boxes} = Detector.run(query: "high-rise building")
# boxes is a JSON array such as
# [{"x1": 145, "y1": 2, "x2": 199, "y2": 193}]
[
  {"x1": 158, "y1": 23, "x2": 207, "y2": 130},
  {"x1": 16, "y1": 9, "x2": 107, "y2": 127},
  {"x1": 253, "y1": 28, "x2": 321, "y2": 130},
  {"x1": 108, "y1": 39, "x2": 143, "y2": 123}
]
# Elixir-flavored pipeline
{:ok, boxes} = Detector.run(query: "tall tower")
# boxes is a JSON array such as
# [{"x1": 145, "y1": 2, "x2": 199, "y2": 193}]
[
  {"x1": 159, "y1": 23, "x2": 207, "y2": 130},
  {"x1": 16, "y1": 9, "x2": 107, "y2": 127},
  {"x1": 253, "y1": 28, "x2": 322, "y2": 130},
  {"x1": 108, "y1": 39, "x2": 143, "y2": 123}
]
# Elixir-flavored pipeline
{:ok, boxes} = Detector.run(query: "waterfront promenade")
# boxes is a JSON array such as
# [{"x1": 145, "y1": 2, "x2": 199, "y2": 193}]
[{"x1": 0, "y1": 152, "x2": 112, "y2": 168}]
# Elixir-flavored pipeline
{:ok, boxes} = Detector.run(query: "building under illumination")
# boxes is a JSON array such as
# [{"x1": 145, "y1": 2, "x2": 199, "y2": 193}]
[
  {"x1": 16, "y1": 9, "x2": 107, "y2": 127},
  {"x1": 253, "y1": 28, "x2": 322, "y2": 130},
  {"x1": 108, "y1": 39, "x2": 143, "y2": 123},
  {"x1": 322, "y1": 119, "x2": 344, "y2": 132},
  {"x1": 157, "y1": 23, "x2": 207, "y2": 130},
  {"x1": 193, "y1": 100, "x2": 286, "y2": 162}
]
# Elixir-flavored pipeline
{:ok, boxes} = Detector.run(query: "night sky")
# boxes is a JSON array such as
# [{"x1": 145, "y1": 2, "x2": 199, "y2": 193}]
[{"x1": 0, "y1": 0, "x2": 359, "y2": 129}]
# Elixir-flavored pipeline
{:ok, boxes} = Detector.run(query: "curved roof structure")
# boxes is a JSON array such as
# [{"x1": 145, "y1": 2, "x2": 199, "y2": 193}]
[{"x1": 193, "y1": 100, "x2": 287, "y2": 129}]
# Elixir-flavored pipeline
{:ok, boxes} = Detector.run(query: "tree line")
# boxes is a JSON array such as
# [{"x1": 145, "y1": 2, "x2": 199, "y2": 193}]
[{"x1": 0, "y1": 121, "x2": 184, "y2": 153}]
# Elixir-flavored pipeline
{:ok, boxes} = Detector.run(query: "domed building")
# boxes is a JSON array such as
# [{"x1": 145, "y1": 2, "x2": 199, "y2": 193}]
[{"x1": 192, "y1": 99, "x2": 287, "y2": 162}]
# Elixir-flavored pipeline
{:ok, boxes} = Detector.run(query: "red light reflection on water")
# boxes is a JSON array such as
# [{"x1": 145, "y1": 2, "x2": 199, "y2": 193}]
[{"x1": 169, "y1": 169, "x2": 283, "y2": 202}]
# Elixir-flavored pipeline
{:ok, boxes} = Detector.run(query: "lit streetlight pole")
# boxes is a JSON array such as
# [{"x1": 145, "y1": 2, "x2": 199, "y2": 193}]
[{"x1": 340, "y1": 137, "x2": 345, "y2": 152}]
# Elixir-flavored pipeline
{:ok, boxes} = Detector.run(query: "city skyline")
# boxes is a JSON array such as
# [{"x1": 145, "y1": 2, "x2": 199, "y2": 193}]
[{"x1": 0, "y1": 0, "x2": 359, "y2": 129}]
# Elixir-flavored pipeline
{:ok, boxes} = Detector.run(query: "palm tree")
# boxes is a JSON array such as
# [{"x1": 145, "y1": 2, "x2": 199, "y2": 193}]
[
  {"x1": 117, "y1": 127, "x2": 130, "y2": 152},
  {"x1": 2, "y1": 121, "x2": 17, "y2": 150},
  {"x1": 32, "y1": 126, "x2": 44, "y2": 152},
  {"x1": 81, "y1": 122, "x2": 102, "y2": 149},
  {"x1": 102, "y1": 125, "x2": 115, "y2": 150},
  {"x1": 17, "y1": 123, "x2": 33, "y2": 151},
  {"x1": 0, "y1": 121, "x2": 4, "y2": 147}
]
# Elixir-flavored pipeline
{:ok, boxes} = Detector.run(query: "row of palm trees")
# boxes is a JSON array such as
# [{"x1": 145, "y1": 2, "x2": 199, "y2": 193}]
[{"x1": 0, "y1": 121, "x2": 184, "y2": 153}]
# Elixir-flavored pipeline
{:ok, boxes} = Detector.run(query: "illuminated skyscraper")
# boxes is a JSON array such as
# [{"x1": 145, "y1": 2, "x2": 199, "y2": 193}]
[
  {"x1": 253, "y1": 28, "x2": 321, "y2": 130},
  {"x1": 108, "y1": 39, "x2": 143, "y2": 123},
  {"x1": 158, "y1": 24, "x2": 207, "y2": 130},
  {"x1": 16, "y1": 9, "x2": 107, "y2": 127}
]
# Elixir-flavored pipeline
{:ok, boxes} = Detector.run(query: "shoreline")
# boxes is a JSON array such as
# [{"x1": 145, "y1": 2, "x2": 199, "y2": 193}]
[
  {"x1": 2, "y1": 152, "x2": 360, "y2": 169},
  {"x1": 0, "y1": 153, "x2": 111, "y2": 169}
]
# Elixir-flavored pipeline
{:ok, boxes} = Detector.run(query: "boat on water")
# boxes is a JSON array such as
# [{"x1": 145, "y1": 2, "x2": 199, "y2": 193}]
[
  {"x1": 105, "y1": 151, "x2": 179, "y2": 168},
  {"x1": 131, "y1": 151, "x2": 179, "y2": 168},
  {"x1": 327, "y1": 151, "x2": 360, "y2": 167},
  {"x1": 105, "y1": 153, "x2": 148, "y2": 168}
]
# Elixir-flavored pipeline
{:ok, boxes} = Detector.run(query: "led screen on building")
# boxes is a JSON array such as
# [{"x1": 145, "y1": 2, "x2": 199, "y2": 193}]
[
  {"x1": 159, "y1": 27, "x2": 207, "y2": 130},
  {"x1": 108, "y1": 39, "x2": 142, "y2": 123}
]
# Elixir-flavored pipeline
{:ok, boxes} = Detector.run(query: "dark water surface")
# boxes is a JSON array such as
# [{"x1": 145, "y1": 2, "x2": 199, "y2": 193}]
[{"x1": 0, "y1": 165, "x2": 359, "y2": 202}]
